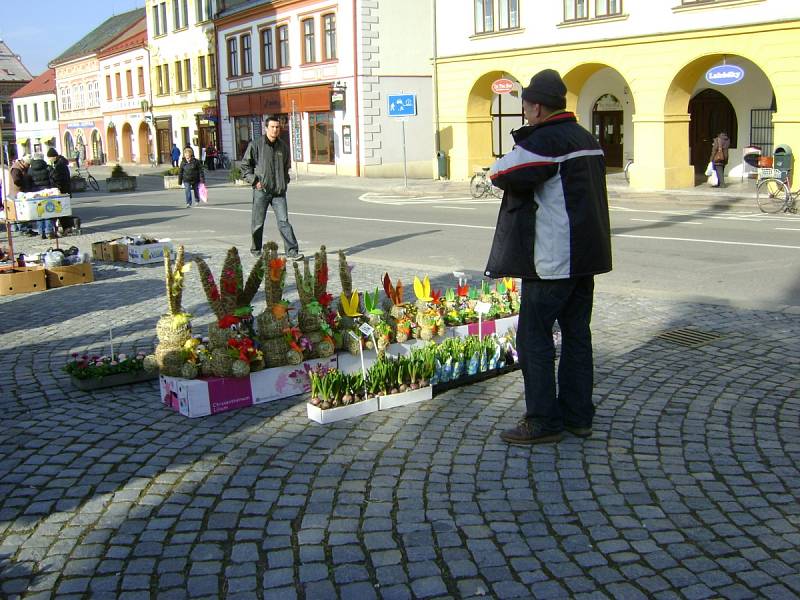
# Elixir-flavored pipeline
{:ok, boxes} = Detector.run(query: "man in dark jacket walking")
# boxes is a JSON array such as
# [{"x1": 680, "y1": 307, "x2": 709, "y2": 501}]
[
  {"x1": 485, "y1": 69, "x2": 612, "y2": 445},
  {"x1": 47, "y1": 147, "x2": 77, "y2": 234},
  {"x1": 241, "y1": 115, "x2": 302, "y2": 260}
]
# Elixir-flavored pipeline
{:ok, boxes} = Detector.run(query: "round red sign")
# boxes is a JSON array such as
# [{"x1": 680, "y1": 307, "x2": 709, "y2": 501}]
[{"x1": 492, "y1": 78, "x2": 515, "y2": 94}]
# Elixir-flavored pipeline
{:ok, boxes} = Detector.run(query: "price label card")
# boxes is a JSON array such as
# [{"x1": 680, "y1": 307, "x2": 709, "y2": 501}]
[
  {"x1": 358, "y1": 323, "x2": 375, "y2": 336},
  {"x1": 348, "y1": 330, "x2": 361, "y2": 341},
  {"x1": 475, "y1": 301, "x2": 492, "y2": 315}
]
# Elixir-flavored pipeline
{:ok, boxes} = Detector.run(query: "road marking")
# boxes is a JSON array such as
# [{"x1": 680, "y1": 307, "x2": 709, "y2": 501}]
[
  {"x1": 199, "y1": 206, "x2": 496, "y2": 229},
  {"x1": 359, "y1": 192, "x2": 497, "y2": 206},
  {"x1": 434, "y1": 205, "x2": 475, "y2": 210},
  {"x1": 776, "y1": 227, "x2": 800, "y2": 231},
  {"x1": 629, "y1": 218, "x2": 703, "y2": 225},
  {"x1": 616, "y1": 234, "x2": 800, "y2": 250}
]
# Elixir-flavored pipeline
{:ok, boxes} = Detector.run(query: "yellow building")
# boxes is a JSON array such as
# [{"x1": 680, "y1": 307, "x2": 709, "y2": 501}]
[{"x1": 434, "y1": 0, "x2": 800, "y2": 190}]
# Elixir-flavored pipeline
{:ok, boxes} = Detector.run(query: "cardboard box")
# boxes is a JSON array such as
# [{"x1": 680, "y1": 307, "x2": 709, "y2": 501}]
[
  {"x1": 11, "y1": 195, "x2": 71, "y2": 221},
  {"x1": 45, "y1": 263, "x2": 94, "y2": 289},
  {"x1": 0, "y1": 266, "x2": 47, "y2": 296},
  {"x1": 159, "y1": 356, "x2": 338, "y2": 418},
  {"x1": 91, "y1": 241, "x2": 105, "y2": 261},
  {"x1": 127, "y1": 241, "x2": 173, "y2": 265},
  {"x1": 98, "y1": 240, "x2": 128, "y2": 262}
]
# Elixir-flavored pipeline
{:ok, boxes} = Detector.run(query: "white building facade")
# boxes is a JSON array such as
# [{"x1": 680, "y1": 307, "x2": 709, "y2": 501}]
[
  {"x1": 215, "y1": 0, "x2": 434, "y2": 178},
  {"x1": 11, "y1": 69, "x2": 60, "y2": 158},
  {"x1": 98, "y1": 28, "x2": 152, "y2": 164},
  {"x1": 147, "y1": 0, "x2": 219, "y2": 164}
]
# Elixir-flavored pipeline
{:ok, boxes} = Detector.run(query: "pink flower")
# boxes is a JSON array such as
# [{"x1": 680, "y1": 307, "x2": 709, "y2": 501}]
[
  {"x1": 110, "y1": 361, "x2": 118, "y2": 366},
  {"x1": 118, "y1": 353, "x2": 127, "y2": 361}
]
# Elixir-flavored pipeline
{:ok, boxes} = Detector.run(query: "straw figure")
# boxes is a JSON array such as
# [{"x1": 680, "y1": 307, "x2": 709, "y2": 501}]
[
  {"x1": 194, "y1": 247, "x2": 266, "y2": 377},
  {"x1": 256, "y1": 241, "x2": 302, "y2": 367},
  {"x1": 292, "y1": 245, "x2": 336, "y2": 359}
]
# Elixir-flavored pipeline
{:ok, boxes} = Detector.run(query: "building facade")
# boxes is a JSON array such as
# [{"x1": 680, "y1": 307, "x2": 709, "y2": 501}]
[
  {"x1": 0, "y1": 40, "x2": 33, "y2": 163},
  {"x1": 435, "y1": 0, "x2": 800, "y2": 190},
  {"x1": 215, "y1": 0, "x2": 433, "y2": 177},
  {"x1": 51, "y1": 9, "x2": 145, "y2": 165},
  {"x1": 146, "y1": 0, "x2": 219, "y2": 164},
  {"x1": 98, "y1": 26, "x2": 152, "y2": 164},
  {"x1": 10, "y1": 69, "x2": 59, "y2": 158}
]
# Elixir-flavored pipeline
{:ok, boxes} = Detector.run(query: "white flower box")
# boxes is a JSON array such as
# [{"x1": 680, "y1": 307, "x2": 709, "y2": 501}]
[
  {"x1": 306, "y1": 397, "x2": 379, "y2": 424},
  {"x1": 378, "y1": 385, "x2": 432, "y2": 410}
]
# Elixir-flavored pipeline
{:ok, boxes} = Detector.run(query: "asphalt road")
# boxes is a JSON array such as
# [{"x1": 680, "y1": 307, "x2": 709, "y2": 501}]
[{"x1": 67, "y1": 175, "x2": 800, "y2": 311}]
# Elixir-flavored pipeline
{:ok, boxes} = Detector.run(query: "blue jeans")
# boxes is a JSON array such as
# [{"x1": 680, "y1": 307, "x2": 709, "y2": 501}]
[
  {"x1": 250, "y1": 189, "x2": 299, "y2": 253},
  {"x1": 37, "y1": 219, "x2": 55, "y2": 235},
  {"x1": 184, "y1": 181, "x2": 200, "y2": 205},
  {"x1": 517, "y1": 276, "x2": 596, "y2": 432}
]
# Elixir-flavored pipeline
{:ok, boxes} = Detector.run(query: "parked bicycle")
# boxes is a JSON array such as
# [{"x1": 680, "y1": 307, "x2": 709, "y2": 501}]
[
  {"x1": 216, "y1": 152, "x2": 231, "y2": 169},
  {"x1": 73, "y1": 165, "x2": 100, "y2": 191},
  {"x1": 755, "y1": 168, "x2": 798, "y2": 214},
  {"x1": 470, "y1": 167, "x2": 503, "y2": 199},
  {"x1": 623, "y1": 158, "x2": 634, "y2": 183}
]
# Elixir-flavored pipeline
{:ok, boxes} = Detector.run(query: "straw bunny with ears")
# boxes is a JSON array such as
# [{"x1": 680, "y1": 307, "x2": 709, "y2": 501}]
[
  {"x1": 382, "y1": 272, "x2": 404, "y2": 306},
  {"x1": 195, "y1": 247, "x2": 266, "y2": 323}
]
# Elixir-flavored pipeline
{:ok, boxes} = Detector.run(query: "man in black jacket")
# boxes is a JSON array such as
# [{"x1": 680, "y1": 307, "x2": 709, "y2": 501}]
[
  {"x1": 486, "y1": 69, "x2": 612, "y2": 445},
  {"x1": 47, "y1": 147, "x2": 77, "y2": 234},
  {"x1": 241, "y1": 115, "x2": 302, "y2": 260}
]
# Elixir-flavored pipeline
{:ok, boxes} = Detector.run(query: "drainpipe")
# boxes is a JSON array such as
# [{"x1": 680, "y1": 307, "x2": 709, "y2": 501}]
[
  {"x1": 352, "y1": 0, "x2": 361, "y2": 176},
  {"x1": 213, "y1": 20, "x2": 222, "y2": 155},
  {"x1": 432, "y1": 0, "x2": 440, "y2": 163}
]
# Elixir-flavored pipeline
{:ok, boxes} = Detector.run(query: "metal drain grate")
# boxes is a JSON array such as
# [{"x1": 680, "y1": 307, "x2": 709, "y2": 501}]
[{"x1": 654, "y1": 327, "x2": 724, "y2": 348}]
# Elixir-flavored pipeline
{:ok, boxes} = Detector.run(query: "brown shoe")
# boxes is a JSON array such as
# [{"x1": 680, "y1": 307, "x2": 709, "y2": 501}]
[
  {"x1": 564, "y1": 424, "x2": 592, "y2": 438},
  {"x1": 500, "y1": 419, "x2": 563, "y2": 446}
]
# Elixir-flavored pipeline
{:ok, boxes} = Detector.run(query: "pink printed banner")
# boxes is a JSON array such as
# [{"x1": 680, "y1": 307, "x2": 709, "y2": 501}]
[{"x1": 207, "y1": 376, "x2": 254, "y2": 414}]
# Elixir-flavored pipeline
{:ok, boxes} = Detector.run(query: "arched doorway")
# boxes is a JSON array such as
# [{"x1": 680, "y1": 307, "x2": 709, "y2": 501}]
[
  {"x1": 138, "y1": 122, "x2": 151, "y2": 164},
  {"x1": 121, "y1": 123, "x2": 133, "y2": 163},
  {"x1": 107, "y1": 126, "x2": 119, "y2": 163},
  {"x1": 91, "y1": 130, "x2": 104, "y2": 164},
  {"x1": 689, "y1": 89, "x2": 737, "y2": 173},
  {"x1": 63, "y1": 132, "x2": 74, "y2": 159},
  {"x1": 592, "y1": 94, "x2": 624, "y2": 168}
]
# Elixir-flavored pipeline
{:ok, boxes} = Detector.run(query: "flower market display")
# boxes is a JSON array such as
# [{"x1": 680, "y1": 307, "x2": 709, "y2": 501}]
[
  {"x1": 134, "y1": 241, "x2": 521, "y2": 419},
  {"x1": 65, "y1": 351, "x2": 153, "y2": 391}
]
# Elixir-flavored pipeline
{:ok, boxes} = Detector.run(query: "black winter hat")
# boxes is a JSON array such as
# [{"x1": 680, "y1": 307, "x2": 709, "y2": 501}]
[
  {"x1": 521, "y1": 69, "x2": 567, "y2": 110},
  {"x1": 46, "y1": 147, "x2": 58, "y2": 158}
]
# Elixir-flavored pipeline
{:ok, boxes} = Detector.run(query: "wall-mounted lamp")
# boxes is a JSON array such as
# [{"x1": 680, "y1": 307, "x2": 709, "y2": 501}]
[{"x1": 331, "y1": 81, "x2": 347, "y2": 112}]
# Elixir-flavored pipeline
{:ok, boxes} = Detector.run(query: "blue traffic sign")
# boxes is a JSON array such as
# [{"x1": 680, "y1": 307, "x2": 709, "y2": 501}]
[{"x1": 388, "y1": 94, "x2": 417, "y2": 117}]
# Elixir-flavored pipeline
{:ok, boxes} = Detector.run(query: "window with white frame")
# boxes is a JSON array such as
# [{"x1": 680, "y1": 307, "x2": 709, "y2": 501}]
[
  {"x1": 564, "y1": 0, "x2": 621, "y2": 20},
  {"x1": 33, "y1": 103, "x2": 38, "y2": 122},
  {"x1": 302, "y1": 18, "x2": 316, "y2": 64},
  {"x1": 44, "y1": 102, "x2": 49, "y2": 121},
  {"x1": 227, "y1": 37, "x2": 239, "y2": 77},
  {"x1": 277, "y1": 24, "x2": 289, "y2": 68},
  {"x1": 260, "y1": 28, "x2": 274, "y2": 71},
  {"x1": 173, "y1": 0, "x2": 188, "y2": 30},
  {"x1": 323, "y1": 13, "x2": 336, "y2": 61},
  {"x1": 92, "y1": 80, "x2": 100, "y2": 106},
  {"x1": 153, "y1": 2, "x2": 168, "y2": 35},
  {"x1": 195, "y1": 0, "x2": 212, "y2": 22},
  {"x1": 241, "y1": 33, "x2": 252, "y2": 74},
  {"x1": 175, "y1": 60, "x2": 183, "y2": 91},
  {"x1": 475, "y1": 0, "x2": 520, "y2": 34},
  {"x1": 61, "y1": 86, "x2": 71, "y2": 111}
]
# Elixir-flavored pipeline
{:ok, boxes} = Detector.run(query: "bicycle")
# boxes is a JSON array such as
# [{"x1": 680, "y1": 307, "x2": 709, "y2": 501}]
[
  {"x1": 73, "y1": 165, "x2": 100, "y2": 191},
  {"x1": 755, "y1": 168, "x2": 798, "y2": 214},
  {"x1": 623, "y1": 158, "x2": 634, "y2": 183},
  {"x1": 470, "y1": 167, "x2": 503, "y2": 199},
  {"x1": 217, "y1": 152, "x2": 231, "y2": 169}
]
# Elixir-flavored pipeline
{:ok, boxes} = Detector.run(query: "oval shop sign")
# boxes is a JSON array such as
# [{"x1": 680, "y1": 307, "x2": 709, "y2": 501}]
[
  {"x1": 492, "y1": 78, "x2": 515, "y2": 94},
  {"x1": 705, "y1": 64, "x2": 744, "y2": 86}
]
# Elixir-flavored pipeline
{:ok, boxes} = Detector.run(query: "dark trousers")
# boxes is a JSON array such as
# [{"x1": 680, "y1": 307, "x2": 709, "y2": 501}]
[
  {"x1": 251, "y1": 188, "x2": 298, "y2": 254},
  {"x1": 517, "y1": 276, "x2": 596, "y2": 432},
  {"x1": 713, "y1": 163, "x2": 725, "y2": 187},
  {"x1": 183, "y1": 181, "x2": 200, "y2": 205}
]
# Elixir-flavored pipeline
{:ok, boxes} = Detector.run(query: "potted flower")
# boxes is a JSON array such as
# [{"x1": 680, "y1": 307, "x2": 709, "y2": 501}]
[
  {"x1": 64, "y1": 351, "x2": 156, "y2": 391},
  {"x1": 228, "y1": 165, "x2": 246, "y2": 185},
  {"x1": 307, "y1": 365, "x2": 378, "y2": 423},
  {"x1": 163, "y1": 166, "x2": 181, "y2": 189},
  {"x1": 107, "y1": 164, "x2": 137, "y2": 192}
]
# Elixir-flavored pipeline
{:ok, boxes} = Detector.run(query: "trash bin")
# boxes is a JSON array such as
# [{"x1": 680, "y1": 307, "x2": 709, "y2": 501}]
[
  {"x1": 436, "y1": 151, "x2": 448, "y2": 179},
  {"x1": 774, "y1": 144, "x2": 793, "y2": 181}
]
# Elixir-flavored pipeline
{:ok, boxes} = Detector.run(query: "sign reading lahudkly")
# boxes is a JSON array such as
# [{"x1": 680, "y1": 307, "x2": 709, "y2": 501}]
[
  {"x1": 705, "y1": 64, "x2": 744, "y2": 86},
  {"x1": 491, "y1": 78, "x2": 515, "y2": 94}
]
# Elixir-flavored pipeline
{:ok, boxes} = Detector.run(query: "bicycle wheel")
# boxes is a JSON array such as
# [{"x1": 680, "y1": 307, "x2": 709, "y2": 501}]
[
  {"x1": 87, "y1": 175, "x2": 100, "y2": 191},
  {"x1": 756, "y1": 178, "x2": 788, "y2": 213},
  {"x1": 470, "y1": 175, "x2": 487, "y2": 198},
  {"x1": 490, "y1": 183, "x2": 503, "y2": 199},
  {"x1": 623, "y1": 160, "x2": 633, "y2": 183}
]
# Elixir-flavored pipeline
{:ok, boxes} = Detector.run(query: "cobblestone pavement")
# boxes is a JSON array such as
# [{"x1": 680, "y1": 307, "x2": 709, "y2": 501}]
[{"x1": 1, "y1": 196, "x2": 799, "y2": 599}]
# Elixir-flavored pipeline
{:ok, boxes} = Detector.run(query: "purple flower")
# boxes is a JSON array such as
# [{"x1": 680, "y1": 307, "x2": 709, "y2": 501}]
[{"x1": 71, "y1": 352, "x2": 78, "y2": 358}]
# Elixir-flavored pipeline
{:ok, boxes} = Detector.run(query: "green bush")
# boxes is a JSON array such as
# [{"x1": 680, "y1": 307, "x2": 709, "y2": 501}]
[
  {"x1": 110, "y1": 164, "x2": 129, "y2": 178},
  {"x1": 228, "y1": 165, "x2": 242, "y2": 182},
  {"x1": 163, "y1": 167, "x2": 180, "y2": 176}
]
